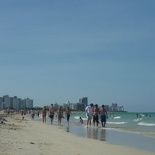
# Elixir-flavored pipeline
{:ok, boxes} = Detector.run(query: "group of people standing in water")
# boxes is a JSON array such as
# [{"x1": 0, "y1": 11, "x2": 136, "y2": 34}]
[
  {"x1": 85, "y1": 104, "x2": 107, "y2": 128},
  {"x1": 33, "y1": 103, "x2": 107, "y2": 128}
]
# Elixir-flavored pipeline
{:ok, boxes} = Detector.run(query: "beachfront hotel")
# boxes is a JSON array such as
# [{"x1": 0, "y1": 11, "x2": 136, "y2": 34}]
[{"x1": 0, "y1": 95, "x2": 33, "y2": 110}]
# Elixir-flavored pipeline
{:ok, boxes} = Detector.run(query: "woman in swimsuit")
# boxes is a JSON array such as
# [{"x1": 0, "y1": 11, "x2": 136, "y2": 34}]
[
  {"x1": 42, "y1": 106, "x2": 47, "y2": 124},
  {"x1": 57, "y1": 106, "x2": 63, "y2": 126}
]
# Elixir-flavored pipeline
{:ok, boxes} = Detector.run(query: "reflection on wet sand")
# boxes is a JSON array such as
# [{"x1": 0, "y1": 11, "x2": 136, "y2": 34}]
[
  {"x1": 86, "y1": 128, "x2": 106, "y2": 141},
  {"x1": 66, "y1": 126, "x2": 69, "y2": 132},
  {"x1": 100, "y1": 129, "x2": 106, "y2": 141},
  {"x1": 65, "y1": 125, "x2": 106, "y2": 141}
]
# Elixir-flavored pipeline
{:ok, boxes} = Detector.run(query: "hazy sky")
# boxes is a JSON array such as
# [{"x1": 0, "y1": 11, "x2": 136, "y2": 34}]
[{"x1": 0, "y1": 0, "x2": 155, "y2": 112}]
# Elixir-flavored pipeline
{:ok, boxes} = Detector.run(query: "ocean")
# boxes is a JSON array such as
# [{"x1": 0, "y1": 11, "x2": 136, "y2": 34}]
[{"x1": 33, "y1": 112, "x2": 155, "y2": 153}]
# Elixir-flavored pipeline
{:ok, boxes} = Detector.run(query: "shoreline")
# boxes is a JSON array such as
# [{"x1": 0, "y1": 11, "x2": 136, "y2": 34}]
[
  {"x1": 52, "y1": 120, "x2": 155, "y2": 152},
  {"x1": 0, "y1": 112, "x2": 155, "y2": 155},
  {"x1": 33, "y1": 114, "x2": 155, "y2": 152}
]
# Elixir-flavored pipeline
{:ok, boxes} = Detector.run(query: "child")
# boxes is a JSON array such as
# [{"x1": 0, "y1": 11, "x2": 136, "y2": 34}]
[{"x1": 79, "y1": 117, "x2": 83, "y2": 124}]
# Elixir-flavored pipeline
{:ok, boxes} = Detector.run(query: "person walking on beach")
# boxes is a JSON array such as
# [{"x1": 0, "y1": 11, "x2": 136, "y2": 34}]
[
  {"x1": 37, "y1": 111, "x2": 40, "y2": 117},
  {"x1": 31, "y1": 109, "x2": 35, "y2": 120},
  {"x1": 93, "y1": 104, "x2": 99, "y2": 127},
  {"x1": 65, "y1": 107, "x2": 71, "y2": 126},
  {"x1": 42, "y1": 106, "x2": 47, "y2": 124},
  {"x1": 49, "y1": 104, "x2": 55, "y2": 125},
  {"x1": 99, "y1": 105, "x2": 107, "y2": 127},
  {"x1": 85, "y1": 103, "x2": 94, "y2": 128},
  {"x1": 21, "y1": 110, "x2": 24, "y2": 120},
  {"x1": 57, "y1": 106, "x2": 63, "y2": 126}
]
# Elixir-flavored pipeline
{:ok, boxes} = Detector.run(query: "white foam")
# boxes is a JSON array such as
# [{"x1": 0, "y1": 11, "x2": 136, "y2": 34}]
[
  {"x1": 133, "y1": 118, "x2": 142, "y2": 122},
  {"x1": 138, "y1": 122, "x2": 155, "y2": 127},
  {"x1": 107, "y1": 121, "x2": 127, "y2": 125},
  {"x1": 114, "y1": 116, "x2": 121, "y2": 119},
  {"x1": 74, "y1": 116, "x2": 80, "y2": 119},
  {"x1": 140, "y1": 114, "x2": 145, "y2": 117},
  {"x1": 74, "y1": 116, "x2": 87, "y2": 120}
]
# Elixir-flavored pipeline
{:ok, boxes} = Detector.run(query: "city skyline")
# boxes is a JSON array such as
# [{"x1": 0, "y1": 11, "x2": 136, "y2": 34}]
[
  {"x1": 0, "y1": 1, "x2": 155, "y2": 112},
  {"x1": 0, "y1": 94, "x2": 124, "y2": 113},
  {"x1": 0, "y1": 94, "x2": 132, "y2": 112}
]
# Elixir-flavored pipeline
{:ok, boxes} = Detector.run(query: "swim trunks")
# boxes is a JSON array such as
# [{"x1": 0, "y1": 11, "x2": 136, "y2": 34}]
[
  {"x1": 86, "y1": 113, "x2": 93, "y2": 119},
  {"x1": 67, "y1": 114, "x2": 70, "y2": 121},
  {"x1": 93, "y1": 114, "x2": 99, "y2": 123},
  {"x1": 101, "y1": 115, "x2": 106, "y2": 123}
]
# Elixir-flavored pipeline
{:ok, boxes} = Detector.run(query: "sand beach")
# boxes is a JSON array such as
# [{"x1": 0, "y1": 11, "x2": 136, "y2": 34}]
[{"x1": 0, "y1": 111, "x2": 154, "y2": 155}]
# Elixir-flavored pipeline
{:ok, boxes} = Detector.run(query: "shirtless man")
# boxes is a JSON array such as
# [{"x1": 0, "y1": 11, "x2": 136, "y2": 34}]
[
  {"x1": 99, "y1": 105, "x2": 107, "y2": 127},
  {"x1": 93, "y1": 104, "x2": 99, "y2": 127},
  {"x1": 65, "y1": 107, "x2": 71, "y2": 126},
  {"x1": 49, "y1": 104, "x2": 55, "y2": 125}
]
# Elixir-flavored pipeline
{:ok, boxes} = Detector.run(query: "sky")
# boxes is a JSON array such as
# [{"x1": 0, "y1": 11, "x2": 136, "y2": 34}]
[{"x1": 0, "y1": 0, "x2": 155, "y2": 112}]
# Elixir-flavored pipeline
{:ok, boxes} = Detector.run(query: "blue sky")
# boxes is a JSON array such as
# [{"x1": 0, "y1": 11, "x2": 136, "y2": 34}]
[{"x1": 0, "y1": 0, "x2": 155, "y2": 112}]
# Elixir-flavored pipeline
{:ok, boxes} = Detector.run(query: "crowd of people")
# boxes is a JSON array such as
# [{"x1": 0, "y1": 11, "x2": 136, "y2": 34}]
[{"x1": 27, "y1": 103, "x2": 108, "y2": 128}]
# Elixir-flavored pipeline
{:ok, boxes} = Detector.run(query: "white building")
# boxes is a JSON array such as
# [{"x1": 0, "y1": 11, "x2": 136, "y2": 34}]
[
  {"x1": 13, "y1": 96, "x2": 20, "y2": 110},
  {"x1": 20, "y1": 99, "x2": 26, "y2": 110},
  {"x1": 25, "y1": 98, "x2": 33, "y2": 109},
  {"x1": 3, "y1": 95, "x2": 11, "y2": 109},
  {"x1": 109, "y1": 102, "x2": 118, "y2": 111},
  {"x1": 0, "y1": 95, "x2": 33, "y2": 110}
]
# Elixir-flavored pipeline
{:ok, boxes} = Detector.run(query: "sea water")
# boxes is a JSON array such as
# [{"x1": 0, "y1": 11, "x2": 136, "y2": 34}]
[{"x1": 34, "y1": 112, "x2": 155, "y2": 152}]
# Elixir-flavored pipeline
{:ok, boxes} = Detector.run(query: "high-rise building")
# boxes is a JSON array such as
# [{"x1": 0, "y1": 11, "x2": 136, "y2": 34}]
[
  {"x1": 81, "y1": 97, "x2": 88, "y2": 107},
  {"x1": 0, "y1": 97, "x2": 4, "y2": 109},
  {"x1": 13, "y1": 96, "x2": 19, "y2": 110},
  {"x1": 78, "y1": 97, "x2": 88, "y2": 110},
  {"x1": 3, "y1": 95, "x2": 11, "y2": 109},
  {"x1": 25, "y1": 98, "x2": 33, "y2": 109},
  {"x1": 0, "y1": 95, "x2": 33, "y2": 110}
]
